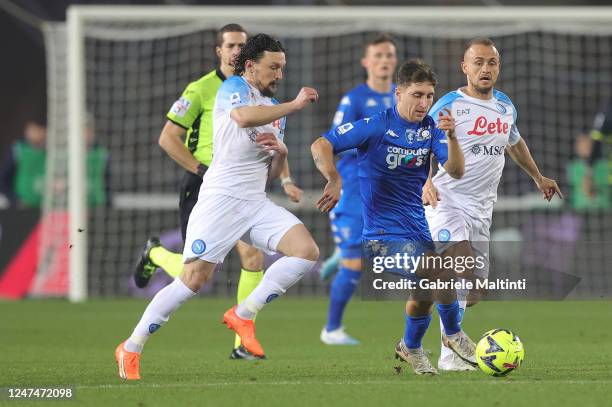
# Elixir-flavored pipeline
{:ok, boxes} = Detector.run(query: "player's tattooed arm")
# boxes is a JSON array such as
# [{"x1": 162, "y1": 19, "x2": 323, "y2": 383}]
[
  {"x1": 422, "y1": 157, "x2": 440, "y2": 208},
  {"x1": 438, "y1": 109, "x2": 464, "y2": 179},
  {"x1": 311, "y1": 137, "x2": 342, "y2": 212},
  {"x1": 506, "y1": 138, "x2": 563, "y2": 201}
]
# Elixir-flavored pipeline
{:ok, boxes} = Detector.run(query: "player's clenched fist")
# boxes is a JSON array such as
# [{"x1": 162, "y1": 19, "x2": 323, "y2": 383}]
[
  {"x1": 437, "y1": 108, "x2": 456, "y2": 139},
  {"x1": 292, "y1": 87, "x2": 319, "y2": 111}
]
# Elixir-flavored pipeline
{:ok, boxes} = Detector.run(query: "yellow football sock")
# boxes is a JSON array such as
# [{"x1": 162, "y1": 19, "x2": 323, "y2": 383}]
[
  {"x1": 234, "y1": 268, "x2": 264, "y2": 348},
  {"x1": 149, "y1": 246, "x2": 184, "y2": 278}
]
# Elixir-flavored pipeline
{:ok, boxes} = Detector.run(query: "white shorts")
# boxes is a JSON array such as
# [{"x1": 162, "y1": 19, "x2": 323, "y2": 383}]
[
  {"x1": 183, "y1": 194, "x2": 302, "y2": 263},
  {"x1": 425, "y1": 205, "x2": 491, "y2": 278}
]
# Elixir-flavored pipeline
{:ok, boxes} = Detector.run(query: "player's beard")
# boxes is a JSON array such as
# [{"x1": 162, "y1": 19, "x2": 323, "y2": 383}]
[
  {"x1": 261, "y1": 81, "x2": 278, "y2": 97},
  {"x1": 473, "y1": 82, "x2": 494, "y2": 95}
]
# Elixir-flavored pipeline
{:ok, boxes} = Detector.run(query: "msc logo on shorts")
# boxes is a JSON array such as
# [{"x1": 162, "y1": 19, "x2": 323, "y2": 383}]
[
  {"x1": 438, "y1": 229, "x2": 451, "y2": 242},
  {"x1": 191, "y1": 239, "x2": 206, "y2": 255}
]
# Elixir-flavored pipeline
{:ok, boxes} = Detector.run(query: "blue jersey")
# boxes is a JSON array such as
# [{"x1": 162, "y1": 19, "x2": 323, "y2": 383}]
[
  {"x1": 324, "y1": 107, "x2": 449, "y2": 240},
  {"x1": 330, "y1": 83, "x2": 396, "y2": 216}
]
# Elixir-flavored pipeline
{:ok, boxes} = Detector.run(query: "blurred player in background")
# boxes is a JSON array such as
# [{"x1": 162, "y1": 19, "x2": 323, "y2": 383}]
[
  {"x1": 0, "y1": 119, "x2": 47, "y2": 208},
  {"x1": 319, "y1": 34, "x2": 398, "y2": 346},
  {"x1": 312, "y1": 59, "x2": 475, "y2": 375},
  {"x1": 116, "y1": 34, "x2": 319, "y2": 380},
  {"x1": 589, "y1": 95, "x2": 612, "y2": 188},
  {"x1": 133, "y1": 24, "x2": 303, "y2": 360},
  {"x1": 422, "y1": 37, "x2": 562, "y2": 371}
]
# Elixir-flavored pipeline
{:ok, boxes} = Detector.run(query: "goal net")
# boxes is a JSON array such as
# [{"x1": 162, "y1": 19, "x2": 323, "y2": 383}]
[{"x1": 41, "y1": 6, "x2": 612, "y2": 300}]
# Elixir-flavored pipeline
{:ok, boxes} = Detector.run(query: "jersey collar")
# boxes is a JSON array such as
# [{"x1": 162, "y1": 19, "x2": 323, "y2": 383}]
[
  {"x1": 457, "y1": 87, "x2": 496, "y2": 103},
  {"x1": 393, "y1": 106, "x2": 424, "y2": 127},
  {"x1": 216, "y1": 67, "x2": 227, "y2": 82}
]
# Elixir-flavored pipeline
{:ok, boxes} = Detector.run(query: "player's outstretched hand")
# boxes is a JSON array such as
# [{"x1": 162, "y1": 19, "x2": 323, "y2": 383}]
[
  {"x1": 316, "y1": 179, "x2": 341, "y2": 213},
  {"x1": 292, "y1": 87, "x2": 319, "y2": 111},
  {"x1": 256, "y1": 133, "x2": 288, "y2": 156},
  {"x1": 437, "y1": 108, "x2": 456, "y2": 139},
  {"x1": 536, "y1": 176, "x2": 563, "y2": 201},
  {"x1": 422, "y1": 178, "x2": 440, "y2": 208},
  {"x1": 283, "y1": 182, "x2": 303, "y2": 203}
]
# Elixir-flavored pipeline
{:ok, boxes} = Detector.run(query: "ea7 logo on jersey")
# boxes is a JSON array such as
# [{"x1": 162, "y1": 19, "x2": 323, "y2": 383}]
[
  {"x1": 170, "y1": 97, "x2": 191, "y2": 118},
  {"x1": 467, "y1": 116, "x2": 510, "y2": 136},
  {"x1": 337, "y1": 122, "x2": 354, "y2": 135},
  {"x1": 386, "y1": 146, "x2": 429, "y2": 169}
]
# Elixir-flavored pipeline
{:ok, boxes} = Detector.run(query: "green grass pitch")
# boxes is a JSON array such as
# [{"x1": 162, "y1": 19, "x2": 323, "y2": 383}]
[{"x1": 1, "y1": 298, "x2": 611, "y2": 406}]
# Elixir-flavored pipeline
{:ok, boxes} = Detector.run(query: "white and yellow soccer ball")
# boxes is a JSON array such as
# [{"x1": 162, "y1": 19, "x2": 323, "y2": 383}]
[{"x1": 476, "y1": 329, "x2": 524, "y2": 377}]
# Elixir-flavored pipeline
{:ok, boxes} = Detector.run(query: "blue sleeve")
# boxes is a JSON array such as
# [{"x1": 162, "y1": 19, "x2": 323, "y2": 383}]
[
  {"x1": 431, "y1": 127, "x2": 448, "y2": 166},
  {"x1": 508, "y1": 107, "x2": 521, "y2": 145},
  {"x1": 323, "y1": 114, "x2": 385, "y2": 154},
  {"x1": 216, "y1": 77, "x2": 251, "y2": 112},
  {"x1": 429, "y1": 92, "x2": 459, "y2": 125},
  {"x1": 330, "y1": 94, "x2": 359, "y2": 130},
  {"x1": 495, "y1": 90, "x2": 522, "y2": 146}
]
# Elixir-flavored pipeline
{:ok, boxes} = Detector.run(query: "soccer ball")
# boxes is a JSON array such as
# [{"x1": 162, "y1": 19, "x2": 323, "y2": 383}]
[{"x1": 475, "y1": 329, "x2": 524, "y2": 377}]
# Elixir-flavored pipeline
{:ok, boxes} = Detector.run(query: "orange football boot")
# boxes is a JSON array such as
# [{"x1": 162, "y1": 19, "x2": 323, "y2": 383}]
[
  {"x1": 223, "y1": 306, "x2": 265, "y2": 357},
  {"x1": 115, "y1": 341, "x2": 141, "y2": 380}
]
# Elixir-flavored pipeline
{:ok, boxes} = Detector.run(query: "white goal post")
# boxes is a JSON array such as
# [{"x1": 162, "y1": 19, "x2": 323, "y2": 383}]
[{"x1": 61, "y1": 6, "x2": 612, "y2": 302}]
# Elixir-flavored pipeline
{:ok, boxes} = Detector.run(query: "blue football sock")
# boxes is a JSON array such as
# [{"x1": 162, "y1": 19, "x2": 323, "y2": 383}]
[
  {"x1": 403, "y1": 313, "x2": 432, "y2": 349},
  {"x1": 325, "y1": 266, "x2": 361, "y2": 332},
  {"x1": 437, "y1": 300, "x2": 461, "y2": 336}
]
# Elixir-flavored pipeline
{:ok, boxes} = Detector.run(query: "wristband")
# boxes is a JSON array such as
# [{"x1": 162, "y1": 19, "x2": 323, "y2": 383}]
[
  {"x1": 280, "y1": 177, "x2": 294, "y2": 186},
  {"x1": 196, "y1": 164, "x2": 207, "y2": 177}
]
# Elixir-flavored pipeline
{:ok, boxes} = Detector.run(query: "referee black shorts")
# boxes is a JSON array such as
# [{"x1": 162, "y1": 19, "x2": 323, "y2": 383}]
[{"x1": 179, "y1": 169, "x2": 206, "y2": 242}]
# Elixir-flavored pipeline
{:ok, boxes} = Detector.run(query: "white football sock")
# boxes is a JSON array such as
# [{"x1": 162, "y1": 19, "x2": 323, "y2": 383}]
[
  {"x1": 236, "y1": 257, "x2": 316, "y2": 320},
  {"x1": 125, "y1": 278, "x2": 195, "y2": 353},
  {"x1": 440, "y1": 298, "x2": 467, "y2": 359}
]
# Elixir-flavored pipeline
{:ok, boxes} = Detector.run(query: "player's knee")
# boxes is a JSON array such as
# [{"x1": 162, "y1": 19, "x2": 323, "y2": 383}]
[
  {"x1": 181, "y1": 260, "x2": 214, "y2": 291},
  {"x1": 294, "y1": 240, "x2": 320, "y2": 262}
]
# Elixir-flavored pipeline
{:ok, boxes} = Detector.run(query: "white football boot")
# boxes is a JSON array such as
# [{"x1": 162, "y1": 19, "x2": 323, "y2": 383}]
[
  {"x1": 394, "y1": 340, "x2": 438, "y2": 375},
  {"x1": 320, "y1": 327, "x2": 360, "y2": 345},
  {"x1": 442, "y1": 330, "x2": 478, "y2": 367}
]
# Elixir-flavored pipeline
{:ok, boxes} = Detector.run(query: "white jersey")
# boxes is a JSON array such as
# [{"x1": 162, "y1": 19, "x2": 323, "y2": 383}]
[
  {"x1": 429, "y1": 88, "x2": 521, "y2": 219},
  {"x1": 202, "y1": 76, "x2": 286, "y2": 201}
]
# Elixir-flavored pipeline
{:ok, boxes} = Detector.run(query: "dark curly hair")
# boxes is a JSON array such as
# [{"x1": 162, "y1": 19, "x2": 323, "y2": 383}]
[{"x1": 233, "y1": 33, "x2": 286, "y2": 76}]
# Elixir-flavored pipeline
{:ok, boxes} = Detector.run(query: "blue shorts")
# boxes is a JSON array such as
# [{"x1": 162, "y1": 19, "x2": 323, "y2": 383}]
[
  {"x1": 330, "y1": 212, "x2": 363, "y2": 259},
  {"x1": 362, "y1": 239, "x2": 435, "y2": 279}
]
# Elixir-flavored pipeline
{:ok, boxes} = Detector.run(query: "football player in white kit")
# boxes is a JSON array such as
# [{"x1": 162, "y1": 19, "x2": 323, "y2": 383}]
[
  {"x1": 422, "y1": 37, "x2": 563, "y2": 371},
  {"x1": 115, "y1": 34, "x2": 319, "y2": 380}
]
